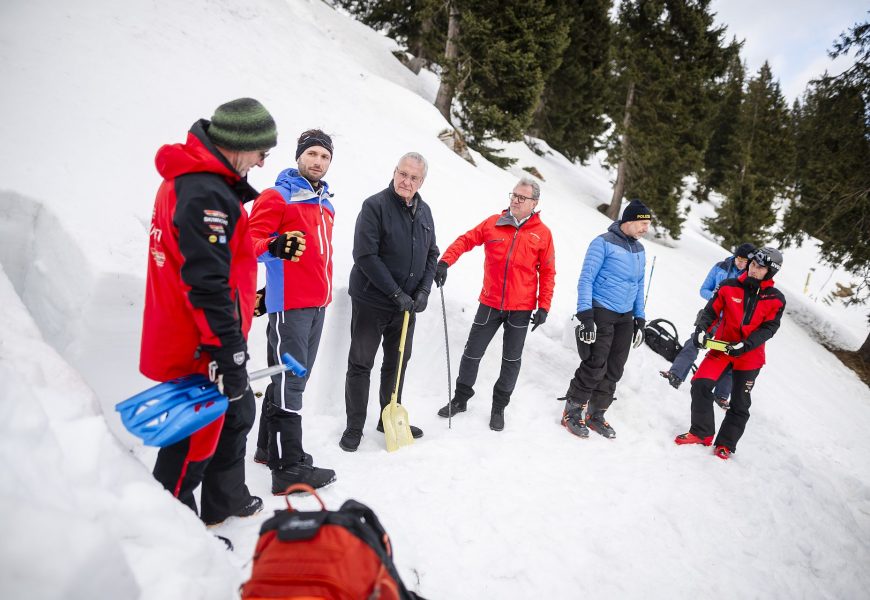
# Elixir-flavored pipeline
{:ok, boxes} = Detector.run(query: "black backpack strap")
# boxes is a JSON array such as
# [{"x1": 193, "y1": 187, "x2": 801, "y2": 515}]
[{"x1": 648, "y1": 318, "x2": 679, "y2": 341}]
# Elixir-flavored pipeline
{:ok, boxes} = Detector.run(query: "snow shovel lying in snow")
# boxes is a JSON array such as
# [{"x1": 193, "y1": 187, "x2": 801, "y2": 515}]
[
  {"x1": 116, "y1": 353, "x2": 306, "y2": 447},
  {"x1": 381, "y1": 311, "x2": 414, "y2": 452}
]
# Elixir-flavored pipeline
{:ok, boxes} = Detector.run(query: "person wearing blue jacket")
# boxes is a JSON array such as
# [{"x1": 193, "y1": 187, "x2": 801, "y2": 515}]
[
  {"x1": 561, "y1": 199, "x2": 650, "y2": 439},
  {"x1": 658, "y1": 242, "x2": 755, "y2": 408}
]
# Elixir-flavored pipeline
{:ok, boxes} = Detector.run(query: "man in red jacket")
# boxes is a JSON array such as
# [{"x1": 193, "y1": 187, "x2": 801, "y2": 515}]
[
  {"x1": 141, "y1": 98, "x2": 276, "y2": 527},
  {"x1": 434, "y1": 177, "x2": 556, "y2": 431},
  {"x1": 674, "y1": 247, "x2": 786, "y2": 459},
  {"x1": 248, "y1": 129, "x2": 337, "y2": 494}
]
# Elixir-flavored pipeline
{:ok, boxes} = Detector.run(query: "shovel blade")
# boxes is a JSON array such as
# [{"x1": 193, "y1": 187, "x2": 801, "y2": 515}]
[{"x1": 381, "y1": 403, "x2": 414, "y2": 452}]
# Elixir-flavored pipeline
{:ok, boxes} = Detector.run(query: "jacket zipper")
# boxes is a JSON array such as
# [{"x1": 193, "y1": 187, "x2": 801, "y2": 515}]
[
  {"x1": 500, "y1": 229, "x2": 520, "y2": 310},
  {"x1": 317, "y1": 190, "x2": 331, "y2": 308}
]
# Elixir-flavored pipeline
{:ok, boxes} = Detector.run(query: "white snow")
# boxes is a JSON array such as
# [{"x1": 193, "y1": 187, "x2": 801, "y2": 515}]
[{"x1": 1, "y1": 0, "x2": 869, "y2": 598}]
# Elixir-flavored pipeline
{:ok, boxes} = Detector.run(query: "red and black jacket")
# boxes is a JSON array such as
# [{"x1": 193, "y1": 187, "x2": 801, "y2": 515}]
[
  {"x1": 140, "y1": 120, "x2": 258, "y2": 381},
  {"x1": 695, "y1": 272, "x2": 786, "y2": 369}
]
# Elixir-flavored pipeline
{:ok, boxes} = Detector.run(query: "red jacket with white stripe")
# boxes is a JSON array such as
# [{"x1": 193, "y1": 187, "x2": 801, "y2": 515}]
[
  {"x1": 248, "y1": 168, "x2": 335, "y2": 311},
  {"x1": 140, "y1": 120, "x2": 257, "y2": 381},
  {"x1": 440, "y1": 210, "x2": 555, "y2": 311}
]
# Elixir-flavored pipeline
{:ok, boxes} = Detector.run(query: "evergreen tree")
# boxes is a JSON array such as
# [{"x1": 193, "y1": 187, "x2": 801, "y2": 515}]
[
  {"x1": 453, "y1": 0, "x2": 570, "y2": 165},
  {"x1": 697, "y1": 48, "x2": 744, "y2": 200},
  {"x1": 530, "y1": 0, "x2": 612, "y2": 163},
  {"x1": 780, "y1": 78, "x2": 870, "y2": 287},
  {"x1": 605, "y1": 0, "x2": 733, "y2": 237},
  {"x1": 705, "y1": 62, "x2": 794, "y2": 248},
  {"x1": 779, "y1": 15, "x2": 870, "y2": 313}
]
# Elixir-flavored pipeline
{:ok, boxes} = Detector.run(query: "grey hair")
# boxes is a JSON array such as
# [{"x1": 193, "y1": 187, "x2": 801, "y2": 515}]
[
  {"x1": 517, "y1": 176, "x2": 540, "y2": 200},
  {"x1": 397, "y1": 152, "x2": 428, "y2": 178}
]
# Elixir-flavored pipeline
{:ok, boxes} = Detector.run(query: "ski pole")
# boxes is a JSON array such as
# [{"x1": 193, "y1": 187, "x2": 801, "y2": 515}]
[
  {"x1": 643, "y1": 255, "x2": 656, "y2": 309},
  {"x1": 440, "y1": 286, "x2": 453, "y2": 429}
]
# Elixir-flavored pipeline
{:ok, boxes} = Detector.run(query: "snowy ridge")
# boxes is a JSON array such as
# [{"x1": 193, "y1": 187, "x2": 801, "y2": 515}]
[{"x1": 1, "y1": 0, "x2": 869, "y2": 598}]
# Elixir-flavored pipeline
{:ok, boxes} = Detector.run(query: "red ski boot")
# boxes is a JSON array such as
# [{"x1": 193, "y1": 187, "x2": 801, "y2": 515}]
[
  {"x1": 674, "y1": 432, "x2": 713, "y2": 446},
  {"x1": 714, "y1": 445, "x2": 731, "y2": 460}
]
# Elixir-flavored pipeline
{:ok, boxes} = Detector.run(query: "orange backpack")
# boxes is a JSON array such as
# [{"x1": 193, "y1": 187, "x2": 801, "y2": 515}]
[{"x1": 241, "y1": 484, "x2": 423, "y2": 600}]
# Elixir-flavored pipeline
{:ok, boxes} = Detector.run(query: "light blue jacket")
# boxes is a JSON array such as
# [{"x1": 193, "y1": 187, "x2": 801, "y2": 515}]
[
  {"x1": 577, "y1": 222, "x2": 646, "y2": 318},
  {"x1": 699, "y1": 256, "x2": 743, "y2": 300}
]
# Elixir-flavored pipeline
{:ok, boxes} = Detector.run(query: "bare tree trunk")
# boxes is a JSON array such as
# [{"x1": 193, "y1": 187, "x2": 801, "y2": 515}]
[
  {"x1": 434, "y1": 1, "x2": 460, "y2": 123},
  {"x1": 859, "y1": 328, "x2": 870, "y2": 363},
  {"x1": 607, "y1": 80, "x2": 635, "y2": 220}
]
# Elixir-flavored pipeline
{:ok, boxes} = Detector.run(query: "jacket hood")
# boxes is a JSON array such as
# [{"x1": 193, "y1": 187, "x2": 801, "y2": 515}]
[
  {"x1": 155, "y1": 119, "x2": 239, "y2": 182},
  {"x1": 608, "y1": 220, "x2": 631, "y2": 240},
  {"x1": 275, "y1": 168, "x2": 331, "y2": 197}
]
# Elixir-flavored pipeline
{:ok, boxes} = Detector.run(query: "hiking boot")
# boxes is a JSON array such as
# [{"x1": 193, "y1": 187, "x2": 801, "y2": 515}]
[
  {"x1": 339, "y1": 428, "x2": 363, "y2": 452},
  {"x1": 437, "y1": 398, "x2": 468, "y2": 418},
  {"x1": 659, "y1": 370, "x2": 682, "y2": 389},
  {"x1": 376, "y1": 422, "x2": 424, "y2": 438},
  {"x1": 254, "y1": 447, "x2": 312, "y2": 466},
  {"x1": 714, "y1": 445, "x2": 731, "y2": 460},
  {"x1": 561, "y1": 409, "x2": 589, "y2": 438},
  {"x1": 674, "y1": 432, "x2": 713, "y2": 446},
  {"x1": 272, "y1": 463, "x2": 336, "y2": 495},
  {"x1": 714, "y1": 396, "x2": 730, "y2": 410},
  {"x1": 203, "y1": 495, "x2": 263, "y2": 526},
  {"x1": 587, "y1": 412, "x2": 616, "y2": 439},
  {"x1": 489, "y1": 408, "x2": 505, "y2": 432}
]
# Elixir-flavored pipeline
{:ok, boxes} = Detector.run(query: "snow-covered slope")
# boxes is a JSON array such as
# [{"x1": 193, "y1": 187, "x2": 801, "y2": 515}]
[{"x1": 1, "y1": 0, "x2": 868, "y2": 598}]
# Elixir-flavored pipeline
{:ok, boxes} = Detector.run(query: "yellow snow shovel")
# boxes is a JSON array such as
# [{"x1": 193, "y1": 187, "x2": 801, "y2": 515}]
[{"x1": 382, "y1": 310, "x2": 414, "y2": 452}]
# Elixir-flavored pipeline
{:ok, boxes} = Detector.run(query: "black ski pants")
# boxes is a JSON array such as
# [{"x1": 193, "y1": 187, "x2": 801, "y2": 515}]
[
  {"x1": 153, "y1": 387, "x2": 255, "y2": 524},
  {"x1": 454, "y1": 303, "x2": 532, "y2": 410},
  {"x1": 690, "y1": 361, "x2": 761, "y2": 452},
  {"x1": 344, "y1": 300, "x2": 416, "y2": 431},
  {"x1": 565, "y1": 308, "x2": 634, "y2": 414},
  {"x1": 255, "y1": 307, "x2": 325, "y2": 469}
]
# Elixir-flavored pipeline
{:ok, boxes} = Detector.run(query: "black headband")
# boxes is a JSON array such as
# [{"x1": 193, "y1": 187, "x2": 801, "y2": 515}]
[{"x1": 295, "y1": 135, "x2": 334, "y2": 160}]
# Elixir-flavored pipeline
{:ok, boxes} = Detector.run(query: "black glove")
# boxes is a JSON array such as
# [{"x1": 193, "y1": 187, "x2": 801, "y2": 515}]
[
  {"x1": 390, "y1": 289, "x2": 414, "y2": 312},
  {"x1": 692, "y1": 328, "x2": 707, "y2": 350},
  {"x1": 207, "y1": 344, "x2": 249, "y2": 401},
  {"x1": 253, "y1": 287, "x2": 267, "y2": 317},
  {"x1": 530, "y1": 308, "x2": 548, "y2": 332},
  {"x1": 575, "y1": 310, "x2": 596, "y2": 344},
  {"x1": 413, "y1": 290, "x2": 429, "y2": 313},
  {"x1": 268, "y1": 230, "x2": 306, "y2": 261},
  {"x1": 434, "y1": 260, "x2": 449, "y2": 288},
  {"x1": 725, "y1": 341, "x2": 749, "y2": 356},
  {"x1": 632, "y1": 317, "x2": 646, "y2": 347}
]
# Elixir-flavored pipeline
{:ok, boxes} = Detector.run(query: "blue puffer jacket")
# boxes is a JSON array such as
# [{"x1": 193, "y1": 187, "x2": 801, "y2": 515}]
[
  {"x1": 576, "y1": 222, "x2": 646, "y2": 318},
  {"x1": 698, "y1": 256, "x2": 743, "y2": 300}
]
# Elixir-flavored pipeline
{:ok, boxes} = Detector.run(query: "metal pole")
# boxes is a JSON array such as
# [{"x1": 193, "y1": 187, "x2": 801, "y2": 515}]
[
  {"x1": 440, "y1": 286, "x2": 453, "y2": 429},
  {"x1": 643, "y1": 255, "x2": 656, "y2": 308}
]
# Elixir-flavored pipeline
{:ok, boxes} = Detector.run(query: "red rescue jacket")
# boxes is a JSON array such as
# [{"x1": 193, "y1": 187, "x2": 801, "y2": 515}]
[
  {"x1": 699, "y1": 273, "x2": 786, "y2": 369},
  {"x1": 140, "y1": 120, "x2": 258, "y2": 381},
  {"x1": 440, "y1": 210, "x2": 555, "y2": 311}
]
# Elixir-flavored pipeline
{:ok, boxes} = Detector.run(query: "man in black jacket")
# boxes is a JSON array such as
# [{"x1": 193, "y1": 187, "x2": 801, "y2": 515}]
[{"x1": 339, "y1": 152, "x2": 439, "y2": 451}]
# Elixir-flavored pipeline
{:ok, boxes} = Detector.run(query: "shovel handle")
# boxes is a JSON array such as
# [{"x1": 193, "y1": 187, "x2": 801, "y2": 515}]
[{"x1": 249, "y1": 353, "x2": 307, "y2": 381}]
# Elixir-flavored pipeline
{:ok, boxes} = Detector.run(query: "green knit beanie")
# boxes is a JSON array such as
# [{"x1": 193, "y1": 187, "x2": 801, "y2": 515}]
[{"x1": 208, "y1": 98, "x2": 277, "y2": 151}]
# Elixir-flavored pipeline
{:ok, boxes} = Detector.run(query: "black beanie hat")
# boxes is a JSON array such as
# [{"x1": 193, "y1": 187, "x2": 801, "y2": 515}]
[
  {"x1": 295, "y1": 130, "x2": 334, "y2": 160},
  {"x1": 620, "y1": 199, "x2": 652, "y2": 224},
  {"x1": 733, "y1": 242, "x2": 756, "y2": 259},
  {"x1": 208, "y1": 98, "x2": 277, "y2": 151}
]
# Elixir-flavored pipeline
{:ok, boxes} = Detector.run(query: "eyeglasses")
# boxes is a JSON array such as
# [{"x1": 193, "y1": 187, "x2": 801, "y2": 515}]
[
  {"x1": 259, "y1": 150, "x2": 270, "y2": 161},
  {"x1": 395, "y1": 169, "x2": 423, "y2": 184},
  {"x1": 509, "y1": 192, "x2": 536, "y2": 203}
]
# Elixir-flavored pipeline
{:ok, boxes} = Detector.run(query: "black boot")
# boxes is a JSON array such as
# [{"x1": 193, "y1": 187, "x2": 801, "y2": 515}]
[
  {"x1": 587, "y1": 410, "x2": 616, "y2": 439},
  {"x1": 437, "y1": 398, "x2": 467, "y2": 418},
  {"x1": 339, "y1": 428, "x2": 363, "y2": 452},
  {"x1": 376, "y1": 421, "x2": 424, "y2": 438},
  {"x1": 489, "y1": 407, "x2": 505, "y2": 431},
  {"x1": 272, "y1": 462, "x2": 336, "y2": 495},
  {"x1": 561, "y1": 399, "x2": 589, "y2": 438}
]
